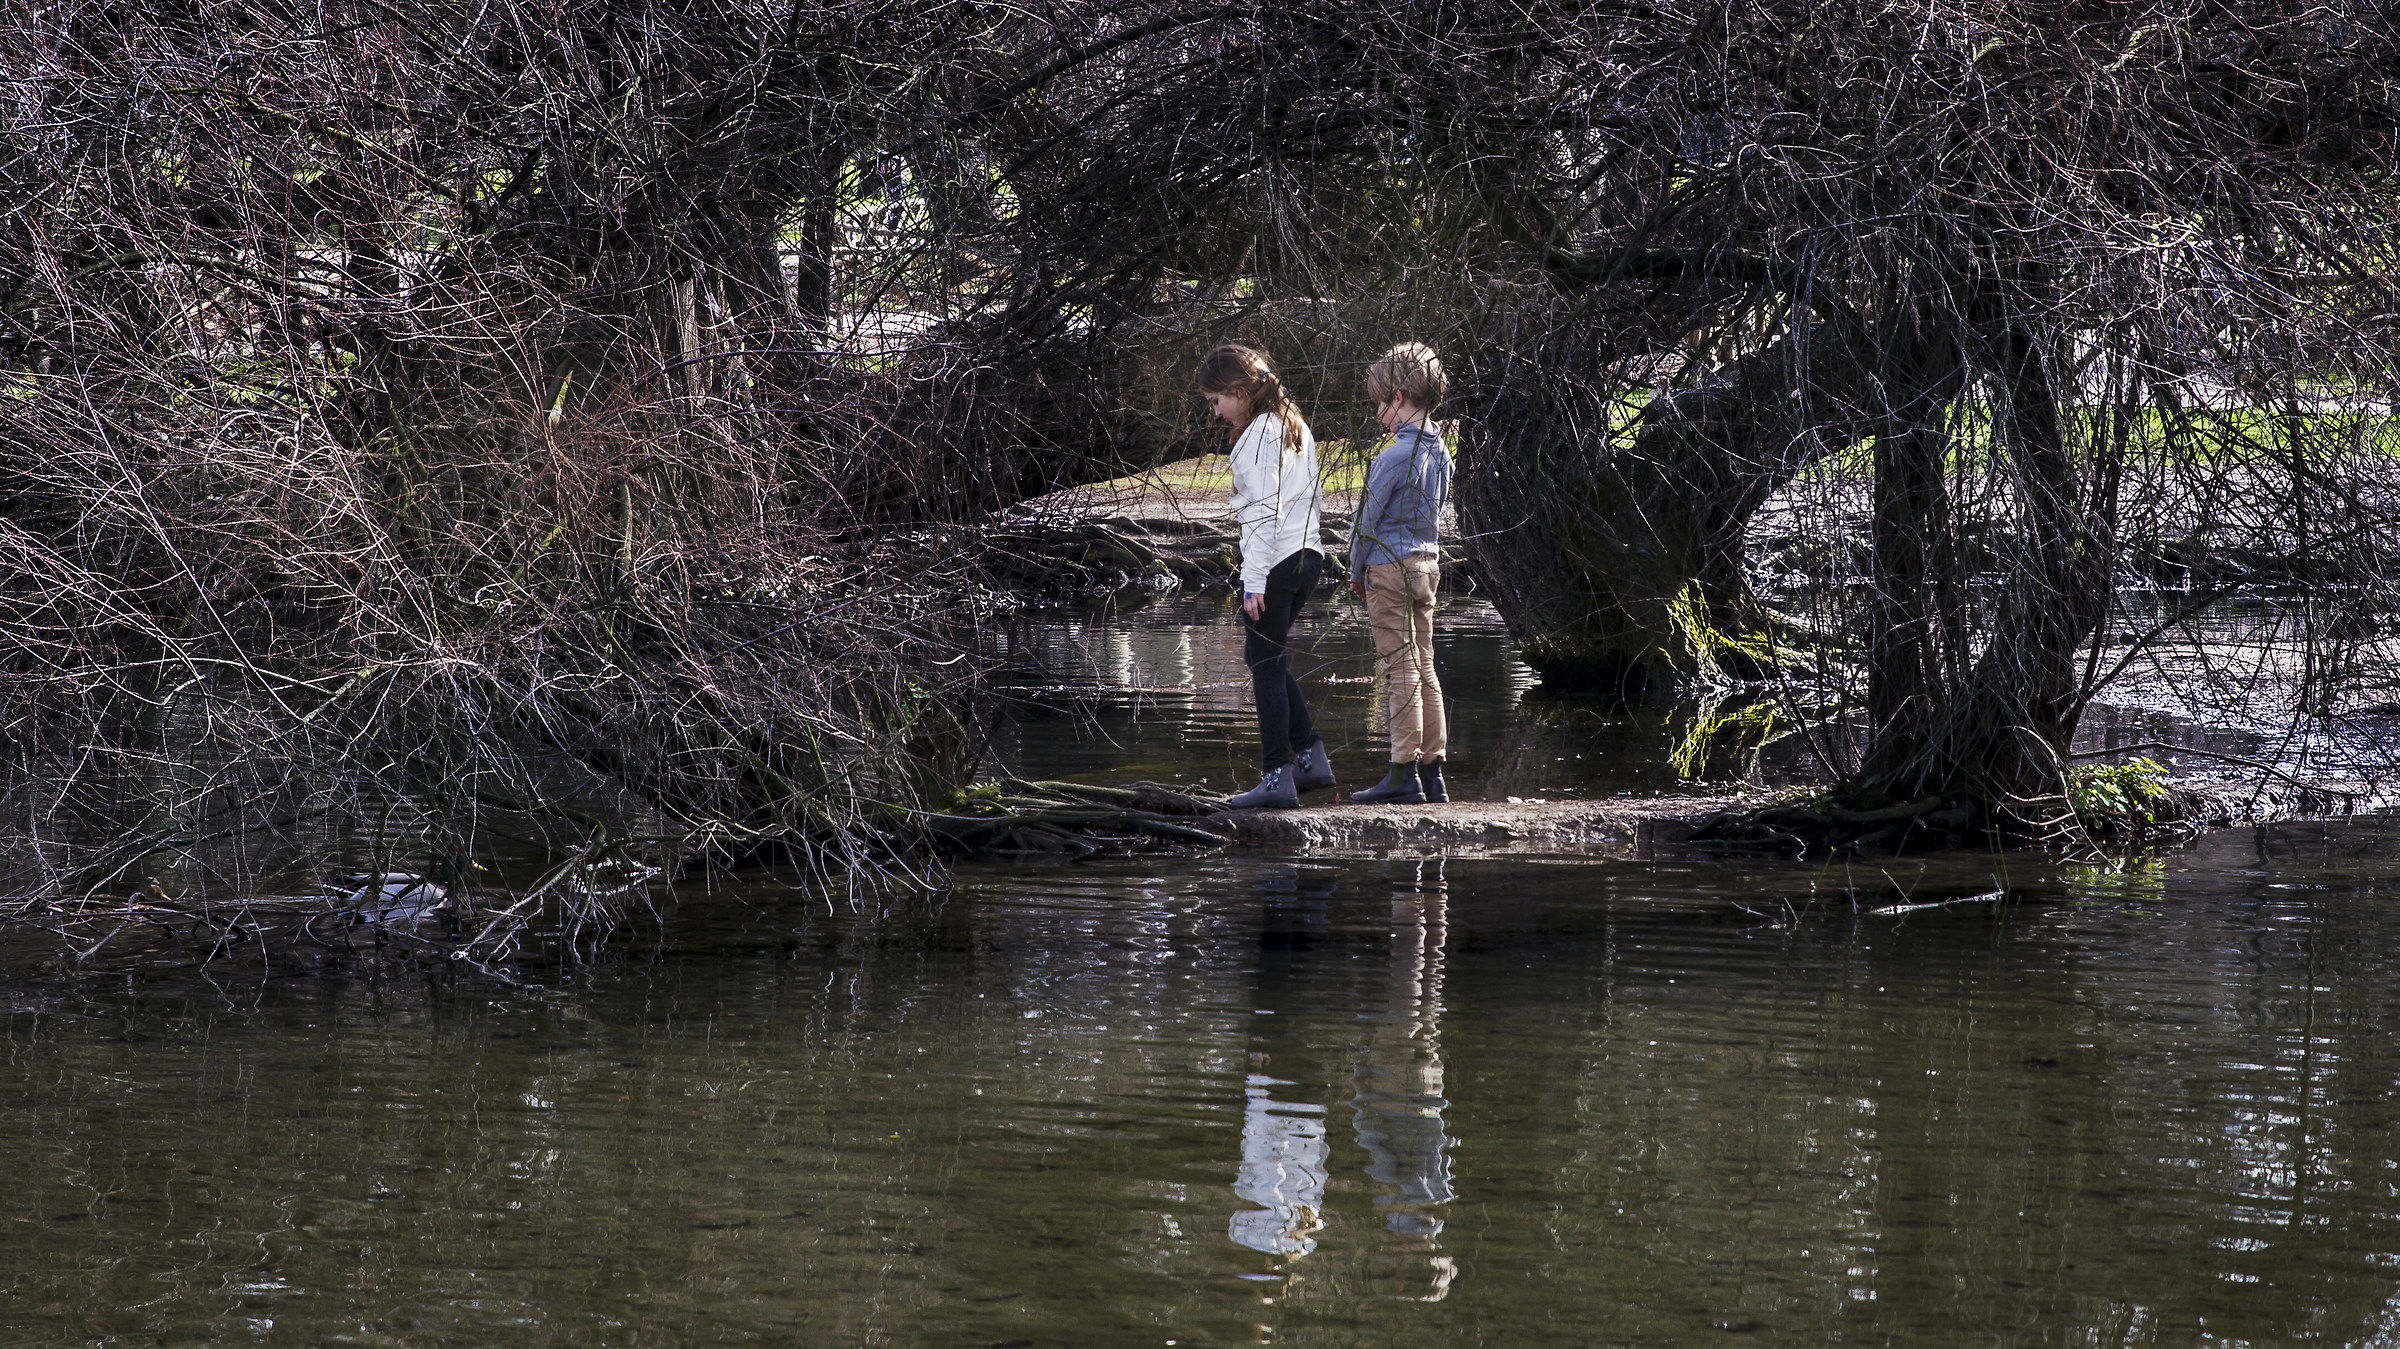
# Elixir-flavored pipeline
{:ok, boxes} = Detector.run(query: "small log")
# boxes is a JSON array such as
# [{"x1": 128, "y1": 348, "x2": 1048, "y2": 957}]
[{"x1": 922, "y1": 779, "x2": 1233, "y2": 858}]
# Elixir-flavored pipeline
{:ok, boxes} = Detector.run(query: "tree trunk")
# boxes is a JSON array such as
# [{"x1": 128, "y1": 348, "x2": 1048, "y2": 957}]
[
  {"x1": 1857, "y1": 318, "x2": 1967, "y2": 792},
  {"x1": 1853, "y1": 325, "x2": 2114, "y2": 817},
  {"x1": 792, "y1": 194, "x2": 838, "y2": 336},
  {"x1": 1456, "y1": 321, "x2": 1877, "y2": 697}
]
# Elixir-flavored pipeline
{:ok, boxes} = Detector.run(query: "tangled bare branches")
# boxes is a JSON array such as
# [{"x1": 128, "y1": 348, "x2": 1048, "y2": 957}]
[
  {"x1": 1430, "y1": 0, "x2": 2400, "y2": 824},
  {"x1": 0, "y1": 0, "x2": 1151, "y2": 923},
  {"x1": 4, "y1": 0, "x2": 2399, "y2": 952}
]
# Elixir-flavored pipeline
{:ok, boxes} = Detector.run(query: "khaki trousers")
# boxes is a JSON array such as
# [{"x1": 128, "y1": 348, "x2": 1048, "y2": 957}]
[{"x1": 1365, "y1": 557, "x2": 1447, "y2": 762}]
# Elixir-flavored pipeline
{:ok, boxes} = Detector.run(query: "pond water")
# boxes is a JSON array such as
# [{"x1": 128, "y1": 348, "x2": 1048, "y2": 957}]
[
  {"x1": 980, "y1": 591, "x2": 1829, "y2": 799},
  {"x1": 11, "y1": 593, "x2": 2400, "y2": 1345},
  {"x1": 979, "y1": 589, "x2": 2384, "y2": 799}
]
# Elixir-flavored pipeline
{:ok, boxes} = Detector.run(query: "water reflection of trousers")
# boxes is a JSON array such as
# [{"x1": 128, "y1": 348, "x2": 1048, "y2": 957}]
[
  {"x1": 1242, "y1": 548, "x2": 1323, "y2": 770},
  {"x1": 1365, "y1": 558, "x2": 1446, "y2": 762}
]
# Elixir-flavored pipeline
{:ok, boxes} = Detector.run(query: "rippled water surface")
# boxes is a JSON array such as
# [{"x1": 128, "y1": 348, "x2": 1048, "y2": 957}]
[
  {"x1": 15, "y1": 834, "x2": 2400, "y2": 1344},
  {"x1": 12, "y1": 594, "x2": 2400, "y2": 1344}
]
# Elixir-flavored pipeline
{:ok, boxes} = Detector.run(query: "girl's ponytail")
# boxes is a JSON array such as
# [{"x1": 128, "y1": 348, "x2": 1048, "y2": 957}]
[{"x1": 1196, "y1": 344, "x2": 1310, "y2": 453}]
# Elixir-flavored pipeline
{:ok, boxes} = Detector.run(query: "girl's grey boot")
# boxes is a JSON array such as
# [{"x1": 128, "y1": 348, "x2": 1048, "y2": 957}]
[
  {"x1": 1416, "y1": 757, "x2": 1448, "y2": 803},
  {"x1": 1294, "y1": 739, "x2": 1337, "y2": 792},
  {"x1": 1228, "y1": 764, "x2": 1300, "y2": 810},
  {"x1": 1350, "y1": 762, "x2": 1424, "y2": 806}
]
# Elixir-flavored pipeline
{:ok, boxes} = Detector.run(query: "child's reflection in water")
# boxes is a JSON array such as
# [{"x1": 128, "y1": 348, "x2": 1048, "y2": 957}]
[
  {"x1": 1228, "y1": 861, "x2": 1457, "y2": 1300},
  {"x1": 1230, "y1": 1064, "x2": 1329, "y2": 1256},
  {"x1": 1230, "y1": 866, "x2": 1334, "y2": 1259},
  {"x1": 1353, "y1": 857, "x2": 1457, "y2": 1300}
]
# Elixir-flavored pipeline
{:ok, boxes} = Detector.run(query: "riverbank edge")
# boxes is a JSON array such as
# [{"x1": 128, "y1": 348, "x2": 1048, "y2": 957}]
[
  {"x1": 1212, "y1": 792, "x2": 1764, "y2": 855},
  {"x1": 1207, "y1": 775, "x2": 2380, "y2": 859}
]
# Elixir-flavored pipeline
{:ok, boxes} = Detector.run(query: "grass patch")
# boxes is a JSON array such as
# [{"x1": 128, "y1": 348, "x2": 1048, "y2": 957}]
[{"x1": 1085, "y1": 439, "x2": 1372, "y2": 507}]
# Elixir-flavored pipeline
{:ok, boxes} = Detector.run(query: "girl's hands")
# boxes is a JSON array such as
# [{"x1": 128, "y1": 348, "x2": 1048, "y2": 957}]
[{"x1": 1243, "y1": 592, "x2": 1265, "y2": 620}]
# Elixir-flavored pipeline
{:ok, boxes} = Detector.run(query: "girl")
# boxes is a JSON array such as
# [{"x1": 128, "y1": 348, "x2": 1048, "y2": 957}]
[{"x1": 1199, "y1": 345, "x2": 1336, "y2": 809}]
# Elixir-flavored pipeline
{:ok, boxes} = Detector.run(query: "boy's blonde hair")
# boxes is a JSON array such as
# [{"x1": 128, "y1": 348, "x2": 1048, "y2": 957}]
[{"x1": 1365, "y1": 342, "x2": 1446, "y2": 412}]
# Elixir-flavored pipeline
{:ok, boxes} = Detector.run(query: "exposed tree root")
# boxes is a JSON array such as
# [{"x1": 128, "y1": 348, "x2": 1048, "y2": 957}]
[
  {"x1": 1684, "y1": 793, "x2": 1988, "y2": 858},
  {"x1": 920, "y1": 778, "x2": 1233, "y2": 857},
  {"x1": 1684, "y1": 773, "x2": 2366, "y2": 859}
]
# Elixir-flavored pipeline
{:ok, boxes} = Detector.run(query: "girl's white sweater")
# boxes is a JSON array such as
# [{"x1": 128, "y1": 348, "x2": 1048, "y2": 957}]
[{"x1": 1228, "y1": 412, "x2": 1323, "y2": 594}]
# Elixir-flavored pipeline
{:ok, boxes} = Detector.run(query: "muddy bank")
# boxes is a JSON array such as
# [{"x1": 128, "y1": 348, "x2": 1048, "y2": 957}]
[
  {"x1": 930, "y1": 775, "x2": 1772, "y2": 858},
  {"x1": 1213, "y1": 773, "x2": 2377, "y2": 860},
  {"x1": 946, "y1": 768, "x2": 2378, "y2": 861},
  {"x1": 1214, "y1": 793, "x2": 1764, "y2": 853},
  {"x1": 950, "y1": 770, "x2": 2384, "y2": 863},
  {"x1": 9, "y1": 772, "x2": 2378, "y2": 983}
]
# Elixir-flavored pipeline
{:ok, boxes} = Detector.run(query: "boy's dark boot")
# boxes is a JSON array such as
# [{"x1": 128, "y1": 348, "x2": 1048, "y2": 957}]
[
  {"x1": 1228, "y1": 764, "x2": 1300, "y2": 810},
  {"x1": 1293, "y1": 739, "x2": 1337, "y2": 792},
  {"x1": 1350, "y1": 762, "x2": 1425, "y2": 806},
  {"x1": 1416, "y1": 758, "x2": 1448, "y2": 803}
]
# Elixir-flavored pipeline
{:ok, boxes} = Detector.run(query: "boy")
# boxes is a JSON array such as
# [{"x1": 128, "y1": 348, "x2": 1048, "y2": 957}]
[{"x1": 1348, "y1": 343, "x2": 1452, "y2": 805}]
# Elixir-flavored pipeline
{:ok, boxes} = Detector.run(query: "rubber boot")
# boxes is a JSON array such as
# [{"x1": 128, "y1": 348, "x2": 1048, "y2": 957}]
[
  {"x1": 1228, "y1": 764, "x2": 1300, "y2": 810},
  {"x1": 1416, "y1": 757, "x2": 1448, "y2": 803},
  {"x1": 1293, "y1": 739, "x2": 1337, "y2": 793},
  {"x1": 1350, "y1": 762, "x2": 1424, "y2": 806}
]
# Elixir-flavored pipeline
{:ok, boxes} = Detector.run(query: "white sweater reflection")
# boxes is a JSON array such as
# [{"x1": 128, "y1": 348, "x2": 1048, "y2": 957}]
[
  {"x1": 1229, "y1": 1075, "x2": 1329, "y2": 1256},
  {"x1": 1229, "y1": 864, "x2": 1456, "y2": 1288}
]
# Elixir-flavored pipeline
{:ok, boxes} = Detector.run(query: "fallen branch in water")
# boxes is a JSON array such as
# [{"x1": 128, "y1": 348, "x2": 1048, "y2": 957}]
[
  {"x1": 458, "y1": 838, "x2": 612, "y2": 965},
  {"x1": 920, "y1": 779, "x2": 1233, "y2": 857}
]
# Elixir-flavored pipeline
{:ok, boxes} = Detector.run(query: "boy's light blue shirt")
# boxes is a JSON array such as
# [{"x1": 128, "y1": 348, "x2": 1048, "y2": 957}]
[{"x1": 1350, "y1": 423, "x2": 1451, "y2": 572}]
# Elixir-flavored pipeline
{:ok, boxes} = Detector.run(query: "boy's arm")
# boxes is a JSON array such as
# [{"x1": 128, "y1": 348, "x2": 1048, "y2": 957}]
[
  {"x1": 1416, "y1": 432, "x2": 1453, "y2": 545},
  {"x1": 1350, "y1": 443, "x2": 1394, "y2": 576}
]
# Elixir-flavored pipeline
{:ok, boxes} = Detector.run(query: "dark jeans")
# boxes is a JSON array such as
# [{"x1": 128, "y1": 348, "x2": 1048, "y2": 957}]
[{"x1": 1242, "y1": 548, "x2": 1323, "y2": 770}]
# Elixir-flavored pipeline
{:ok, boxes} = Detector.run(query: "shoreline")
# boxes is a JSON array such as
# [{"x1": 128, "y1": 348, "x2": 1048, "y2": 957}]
[
  {"x1": 1199, "y1": 773, "x2": 2385, "y2": 859},
  {"x1": 1212, "y1": 792, "x2": 1764, "y2": 855}
]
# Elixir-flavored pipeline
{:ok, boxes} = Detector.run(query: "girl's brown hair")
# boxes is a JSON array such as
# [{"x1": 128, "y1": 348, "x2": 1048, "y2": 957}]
[{"x1": 1196, "y1": 344, "x2": 1308, "y2": 453}]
